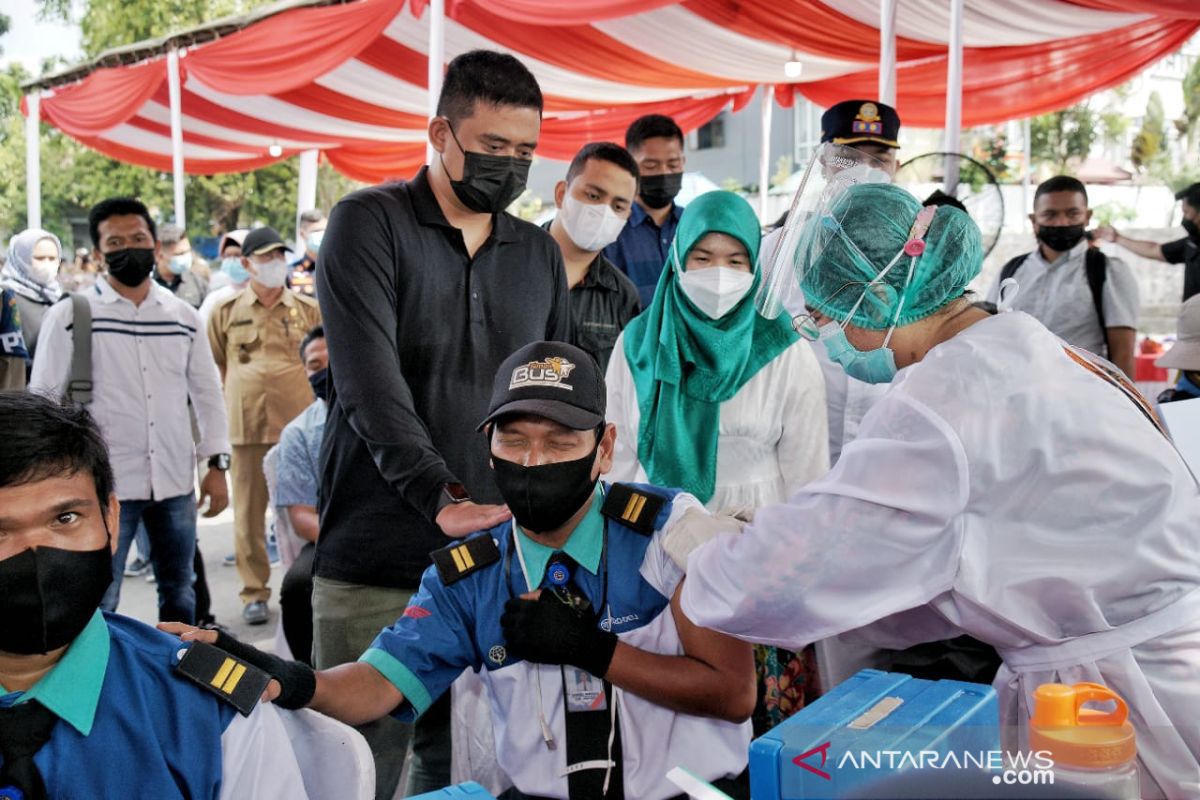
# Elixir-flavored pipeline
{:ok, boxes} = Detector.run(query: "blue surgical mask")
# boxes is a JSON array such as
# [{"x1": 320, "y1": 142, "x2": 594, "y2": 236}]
[
  {"x1": 818, "y1": 321, "x2": 897, "y2": 384},
  {"x1": 169, "y1": 253, "x2": 192, "y2": 274},
  {"x1": 222, "y1": 257, "x2": 249, "y2": 284},
  {"x1": 307, "y1": 230, "x2": 324, "y2": 253}
]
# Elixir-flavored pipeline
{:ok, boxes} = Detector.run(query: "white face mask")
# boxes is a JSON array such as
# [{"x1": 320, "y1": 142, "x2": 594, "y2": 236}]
[
  {"x1": 253, "y1": 258, "x2": 289, "y2": 288},
  {"x1": 678, "y1": 266, "x2": 754, "y2": 319},
  {"x1": 29, "y1": 256, "x2": 59, "y2": 286},
  {"x1": 558, "y1": 193, "x2": 628, "y2": 253}
]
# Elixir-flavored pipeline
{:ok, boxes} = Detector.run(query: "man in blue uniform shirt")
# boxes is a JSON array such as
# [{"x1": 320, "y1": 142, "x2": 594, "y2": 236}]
[
  {"x1": 169, "y1": 341, "x2": 755, "y2": 800},
  {"x1": 0, "y1": 392, "x2": 306, "y2": 799}
]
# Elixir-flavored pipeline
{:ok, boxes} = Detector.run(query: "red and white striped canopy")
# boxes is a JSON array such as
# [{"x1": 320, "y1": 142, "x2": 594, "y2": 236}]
[{"x1": 25, "y1": 0, "x2": 1200, "y2": 183}]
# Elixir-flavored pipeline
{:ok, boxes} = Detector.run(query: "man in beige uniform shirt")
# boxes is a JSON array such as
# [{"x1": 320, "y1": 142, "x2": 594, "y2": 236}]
[{"x1": 208, "y1": 226, "x2": 321, "y2": 625}]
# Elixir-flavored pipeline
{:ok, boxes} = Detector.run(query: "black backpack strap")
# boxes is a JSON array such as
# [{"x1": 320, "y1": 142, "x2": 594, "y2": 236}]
[
  {"x1": 67, "y1": 293, "x2": 93, "y2": 405},
  {"x1": 999, "y1": 253, "x2": 1028, "y2": 284},
  {"x1": 1084, "y1": 248, "x2": 1108, "y2": 334}
]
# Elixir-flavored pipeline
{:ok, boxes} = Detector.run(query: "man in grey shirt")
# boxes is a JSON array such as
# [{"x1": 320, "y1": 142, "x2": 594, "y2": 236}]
[{"x1": 988, "y1": 176, "x2": 1138, "y2": 378}]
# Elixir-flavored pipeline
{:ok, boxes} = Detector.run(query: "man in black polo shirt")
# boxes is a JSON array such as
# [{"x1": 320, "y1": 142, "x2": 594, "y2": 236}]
[
  {"x1": 1097, "y1": 182, "x2": 1200, "y2": 302},
  {"x1": 545, "y1": 142, "x2": 640, "y2": 372},
  {"x1": 314, "y1": 50, "x2": 569, "y2": 798}
]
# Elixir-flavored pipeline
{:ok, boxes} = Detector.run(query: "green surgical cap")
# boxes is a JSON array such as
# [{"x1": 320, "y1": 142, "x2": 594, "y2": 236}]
[{"x1": 800, "y1": 182, "x2": 983, "y2": 330}]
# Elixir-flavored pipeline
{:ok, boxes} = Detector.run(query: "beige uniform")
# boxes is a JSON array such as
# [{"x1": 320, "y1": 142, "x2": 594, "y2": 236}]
[{"x1": 209, "y1": 287, "x2": 321, "y2": 604}]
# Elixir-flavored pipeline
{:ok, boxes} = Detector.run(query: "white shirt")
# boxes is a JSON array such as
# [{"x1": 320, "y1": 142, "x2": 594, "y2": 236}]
[
  {"x1": 986, "y1": 240, "x2": 1139, "y2": 356},
  {"x1": 681, "y1": 312, "x2": 1200, "y2": 798},
  {"x1": 220, "y1": 703, "x2": 310, "y2": 799},
  {"x1": 199, "y1": 282, "x2": 243, "y2": 324},
  {"x1": 605, "y1": 334, "x2": 829, "y2": 513},
  {"x1": 30, "y1": 278, "x2": 230, "y2": 501}
]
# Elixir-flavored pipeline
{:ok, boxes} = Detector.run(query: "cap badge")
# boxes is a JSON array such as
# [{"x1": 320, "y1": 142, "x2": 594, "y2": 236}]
[
  {"x1": 852, "y1": 102, "x2": 883, "y2": 134},
  {"x1": 510, "y1": 357, "x2": 577, "y2": 391}
]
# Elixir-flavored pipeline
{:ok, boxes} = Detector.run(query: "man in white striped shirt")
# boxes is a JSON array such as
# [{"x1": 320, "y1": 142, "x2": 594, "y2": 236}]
[{"x1": 30, "y1": 198, "x2": 231, "y2": 624}]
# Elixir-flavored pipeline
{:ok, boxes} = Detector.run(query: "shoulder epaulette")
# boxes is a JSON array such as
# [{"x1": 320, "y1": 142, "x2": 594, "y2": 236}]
[
  {"x1": 431, "y1": 535, "x2": 501, "y2": 585},
  {"x1": 174, "y1": 640, "x2": 272, "y2": 717},
  {"x1": 601, "y1": 483, "x2": 667, "y2": 536}
]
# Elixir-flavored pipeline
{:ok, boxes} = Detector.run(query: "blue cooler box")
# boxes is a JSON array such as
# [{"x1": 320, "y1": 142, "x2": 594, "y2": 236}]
[
  {"x1": 407, "y1": 783, "x2": 497, "y2": 800},
  {"x1": 750, "y1": 669, "x2": 999, "y2": 799}
]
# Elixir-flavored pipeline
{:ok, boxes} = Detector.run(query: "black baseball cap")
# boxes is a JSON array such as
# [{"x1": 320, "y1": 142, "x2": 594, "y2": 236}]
[
  {"x1": 478, "y1": 341, "x2": 605, "y2": 432},
  {"x1": 241, "y1": 226, "x2": 292, "y2": 257},
  {"x1": 821, "y1": 99, "x2": 901, "y2": 149},
  {"x1": 1174, "y1": 182, "x2": 1200, "y2": 206}
]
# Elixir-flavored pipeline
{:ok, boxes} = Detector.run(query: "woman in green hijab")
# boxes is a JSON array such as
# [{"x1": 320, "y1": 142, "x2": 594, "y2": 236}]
[{"x1": 605, "y1": 190, "x2": 830, "y2": 732}]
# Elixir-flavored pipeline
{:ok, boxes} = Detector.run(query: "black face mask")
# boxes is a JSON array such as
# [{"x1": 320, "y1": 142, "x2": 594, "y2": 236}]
[
  {"x1": 639, "y1": 172, "x2": 683, "y2": 210},
  {"x1": 104, "y1": 247, "x2": 156, "y2": 287},
  {"x1": 1035, "y1": 224, "x2": 1087, "y2": 253},
  {"x1": 308, "y1": 367, "x2": 330, "y2": 402},
  {"x1": 492, "y1": 449, "x2": 598, "y2": 534},
  {"x1": 443, "y1": 126, "x2": 531, "y2": 214},
  {"x1": 1183, "y1": 219, "x2": 1200, "y2": 242},
  {"x1": 0, "y1": 544, "x2": 112, "y2": 654}
]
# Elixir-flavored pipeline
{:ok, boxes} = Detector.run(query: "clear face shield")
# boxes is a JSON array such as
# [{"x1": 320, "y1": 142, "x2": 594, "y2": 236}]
[{"x1": 755, "y1": 142, "x2": 893, "y2": 322}]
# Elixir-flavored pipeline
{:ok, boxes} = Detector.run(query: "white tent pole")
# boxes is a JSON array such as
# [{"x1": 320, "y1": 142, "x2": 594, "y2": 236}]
[
  {"x1": 879, "y1": 0, "x2": 897, "y2": 106},
  {"x1": 760, "y1": 85, "x2": 774, "y2": 222},
  {"x1": 25, "y1": 92, "x2": 41, "y2": 231},
  {"x1": 1023, "y1": 116, "x2": 1033, "y2": 232},
  {"x1": 942, "y1": 0, "x2": 964, "y2": 193},
  {"x1": 167, "y1": 49, "x2": 186, "y2": 227},
  {"x1": 296, "y1": 149, "x2": 319, "y2": 243},
  {"x1": 426, "y1": 0, "x2": 445, "y2": 165}
]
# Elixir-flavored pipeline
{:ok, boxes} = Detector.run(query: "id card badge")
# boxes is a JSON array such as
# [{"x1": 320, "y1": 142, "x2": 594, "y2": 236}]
[{"x1": 562, "y1": 666, "x2": 608, "y2": 713}]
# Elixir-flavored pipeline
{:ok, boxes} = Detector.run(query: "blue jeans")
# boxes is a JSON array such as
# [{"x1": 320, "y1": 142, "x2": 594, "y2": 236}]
[{"x1": 102, "y1": 493, "x2": 197, "y2": 623}]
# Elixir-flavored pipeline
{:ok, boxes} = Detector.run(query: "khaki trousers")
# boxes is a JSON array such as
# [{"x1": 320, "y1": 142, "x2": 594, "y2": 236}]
[{"x1": 231, "y1": 443, "x2": 271, "y2": 604}]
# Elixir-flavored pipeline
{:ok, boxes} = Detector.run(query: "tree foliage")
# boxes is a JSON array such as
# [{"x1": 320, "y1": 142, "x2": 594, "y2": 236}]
[
  {"x1": 1030, "y1": 105, "x2": 1098, "y2": 174},
  {"x1": 1131, "y1": 91, "x2": 1167, "y2": 173},
  {"x1": 0, "y1": 0, "x2": 361, "y2": 249}
]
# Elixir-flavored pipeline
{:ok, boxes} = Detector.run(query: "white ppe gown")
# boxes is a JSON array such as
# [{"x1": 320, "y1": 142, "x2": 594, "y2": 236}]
[{"x1": 681, "y1": 311, "x2": 1200, "y2": 798}]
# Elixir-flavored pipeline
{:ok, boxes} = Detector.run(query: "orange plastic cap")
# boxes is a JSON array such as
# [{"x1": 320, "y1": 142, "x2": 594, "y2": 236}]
[{"x1": 1029, "y1": 682, "x2": 1137, "y2": 769}]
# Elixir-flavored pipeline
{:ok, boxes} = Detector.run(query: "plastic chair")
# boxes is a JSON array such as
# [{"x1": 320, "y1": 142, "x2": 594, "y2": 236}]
[{"x1": 277, "y1": 707, "x2": 375, "y2": 800}]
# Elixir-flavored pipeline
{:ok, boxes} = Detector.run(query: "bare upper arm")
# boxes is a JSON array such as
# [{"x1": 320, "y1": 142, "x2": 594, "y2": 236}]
[{"x1": 670, "y1": 579, "x2": 753, "y2": 674}]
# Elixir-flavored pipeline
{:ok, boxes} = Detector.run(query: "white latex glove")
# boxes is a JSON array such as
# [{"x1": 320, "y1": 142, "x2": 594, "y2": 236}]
[{"x1": 662, "y1": 507, "x2": 746, "y2": 572}]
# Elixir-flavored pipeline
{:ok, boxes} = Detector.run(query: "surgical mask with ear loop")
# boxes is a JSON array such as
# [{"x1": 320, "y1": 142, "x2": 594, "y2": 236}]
[
  {"x1": 796, "y1": 206, "x2": 935, "y2": 385},
  {"x1": 672, "y1": 238, "x2": 755, "y2": 319}
]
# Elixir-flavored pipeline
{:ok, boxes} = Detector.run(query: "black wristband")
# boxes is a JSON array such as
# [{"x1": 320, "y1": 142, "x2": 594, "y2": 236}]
[
  {"x1": 214, "y1": 631, "x2": 316, "y2": 709},
  {"x1": 575, "y1": 626, "x2": 619, "y2": 679}
]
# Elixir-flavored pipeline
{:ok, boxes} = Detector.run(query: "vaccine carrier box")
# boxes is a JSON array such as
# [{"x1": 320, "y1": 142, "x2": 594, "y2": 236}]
[
  {"x1": 407, "y1": 782, "x2": 497, "y2": 800},
  {"x1": 749, "y1": 669, "x2": 999, "y2": 799}
]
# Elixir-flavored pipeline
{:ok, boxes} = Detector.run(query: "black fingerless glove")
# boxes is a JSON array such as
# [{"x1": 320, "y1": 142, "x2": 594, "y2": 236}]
[
  {"x1": 500, "y1": 592, "x2": 618, "y2": 678},
  {"x1": 213, "y1": 631, "x2": 316, "y2": 709}
]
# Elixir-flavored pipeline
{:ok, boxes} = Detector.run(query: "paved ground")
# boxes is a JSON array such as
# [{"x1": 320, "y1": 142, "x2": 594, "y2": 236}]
[{"x1": 115, "y1": 505, "x2": 279, "y2": 648}]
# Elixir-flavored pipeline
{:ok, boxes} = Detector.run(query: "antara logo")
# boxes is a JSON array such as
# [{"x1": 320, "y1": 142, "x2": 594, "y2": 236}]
[{"x1": 793, "y1": 742, "x2": 833, "y2": 781}]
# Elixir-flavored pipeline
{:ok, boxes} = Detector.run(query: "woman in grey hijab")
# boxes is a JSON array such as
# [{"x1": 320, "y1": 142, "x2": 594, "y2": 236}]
[{"x1": 1, "y1": 228, "x2": 63, "y2": 359}]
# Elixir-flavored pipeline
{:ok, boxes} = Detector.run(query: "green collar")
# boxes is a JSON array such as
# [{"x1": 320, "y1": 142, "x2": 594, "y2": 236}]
[
  {"x1": 515, "y1": 483, "x2": 604, "y2": 585},
  {"x1": 0, "y1": 610, "x2": 109, "y2": 736}
]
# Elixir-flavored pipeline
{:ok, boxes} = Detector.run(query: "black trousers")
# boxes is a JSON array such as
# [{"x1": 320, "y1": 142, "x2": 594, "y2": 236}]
[
  {"x1": 280, "y1": 542, "x2": 315, "y2": 665},
  {"x1": 194, "y1": 545, "x2": 213, "y2": 625}
]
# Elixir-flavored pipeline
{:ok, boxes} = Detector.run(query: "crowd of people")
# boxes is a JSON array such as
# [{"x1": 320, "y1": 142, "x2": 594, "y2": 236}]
[{"x1": 1, "y1": 46, "x2": 1199, "y2": 800}]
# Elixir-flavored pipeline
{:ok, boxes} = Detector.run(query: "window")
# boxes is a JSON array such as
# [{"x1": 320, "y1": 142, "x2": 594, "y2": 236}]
[{"x1": 695, "y1": 115, "x2": 726, "y2": 150}]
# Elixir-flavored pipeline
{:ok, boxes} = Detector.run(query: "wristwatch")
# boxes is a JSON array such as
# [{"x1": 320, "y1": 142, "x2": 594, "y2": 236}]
[
  {"x1": 441, "y1": 483, "x2": 470, "y2": 505},
  {"x1": 207, "y1": 454, "x2": 231, "y2": 471}
]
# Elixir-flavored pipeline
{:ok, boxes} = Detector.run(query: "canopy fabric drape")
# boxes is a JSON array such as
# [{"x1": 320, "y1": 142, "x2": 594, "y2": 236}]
[{"x1": 24, "y1": 0, "x2": 1200, "y2": 182}]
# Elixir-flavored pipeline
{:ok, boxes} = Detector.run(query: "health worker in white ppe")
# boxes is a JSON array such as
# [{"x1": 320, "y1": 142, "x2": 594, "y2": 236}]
[{"x1": 675, "y1": 181, "x2": 1200, "y2": 799}]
